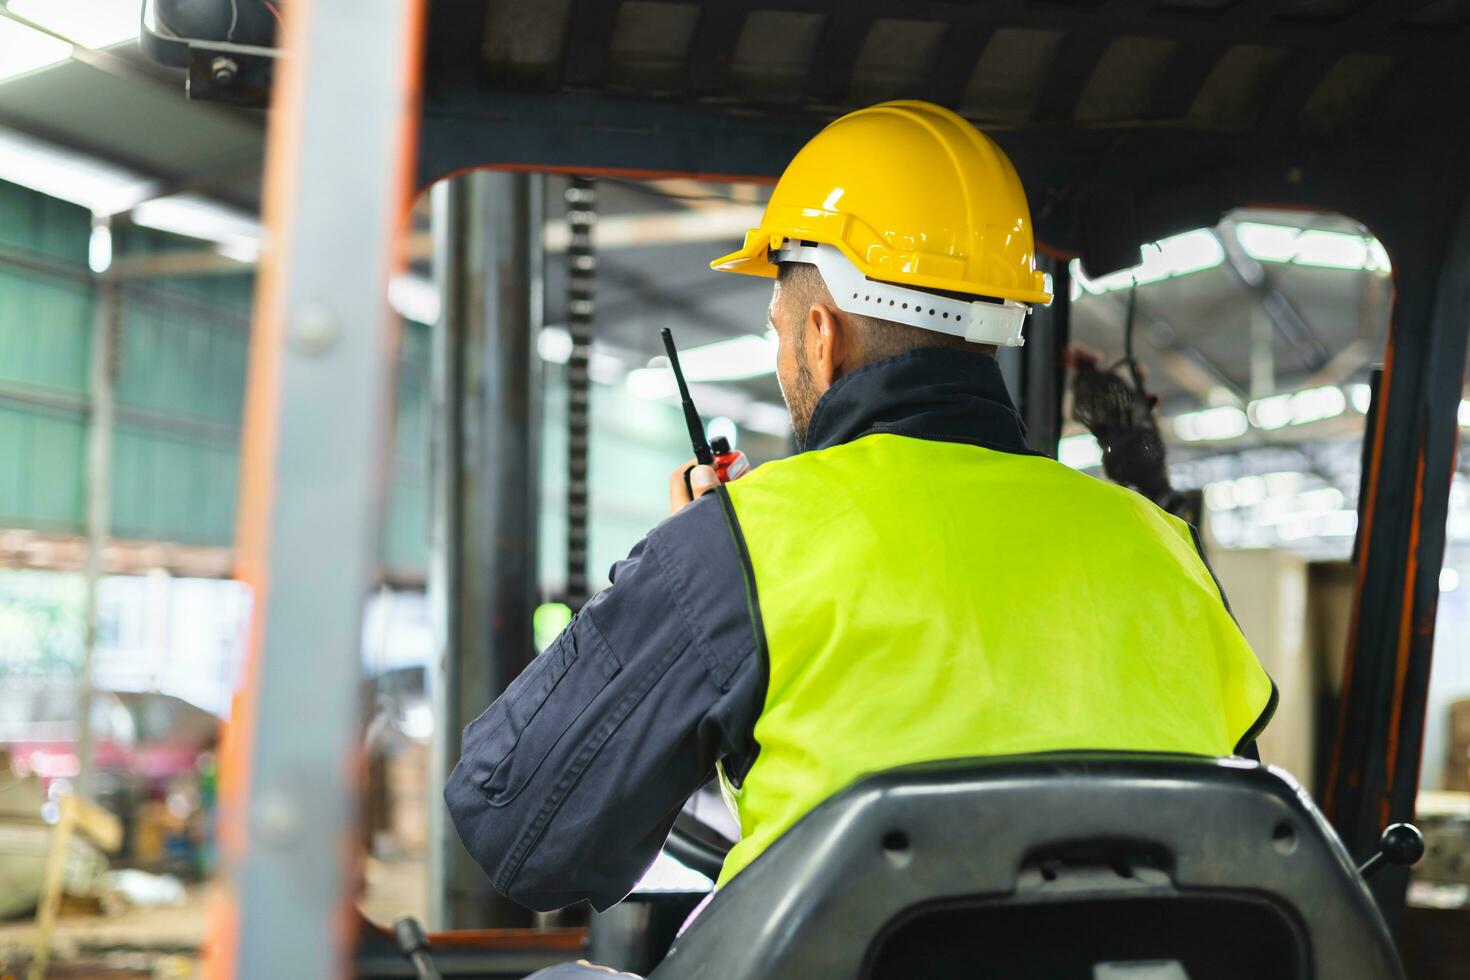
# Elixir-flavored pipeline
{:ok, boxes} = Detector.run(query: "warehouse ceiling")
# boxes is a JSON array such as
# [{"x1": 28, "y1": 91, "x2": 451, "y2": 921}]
[
  {"x1": 0, "y1": 2, "x2": 1427, "y2": 552},
  {"x1": 0, "y1": 7, "x2": 1395, "y2": 425}
]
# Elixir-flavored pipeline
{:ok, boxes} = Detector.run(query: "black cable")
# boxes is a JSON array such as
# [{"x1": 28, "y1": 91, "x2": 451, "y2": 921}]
[{"x1": 1123, "y1": 278, "x2": 1146, "y2": 399}]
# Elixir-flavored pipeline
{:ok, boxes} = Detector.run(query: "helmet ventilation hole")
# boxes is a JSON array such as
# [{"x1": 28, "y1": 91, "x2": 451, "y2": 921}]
[
  {"x1": 902, "y1": 303, "x2": 909, "y2": 310},
  {"x1": 942, "y1": 312, "x2": 949, "y2": 319}
]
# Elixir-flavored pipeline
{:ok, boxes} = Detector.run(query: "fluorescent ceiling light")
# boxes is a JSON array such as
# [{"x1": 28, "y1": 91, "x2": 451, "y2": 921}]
[
  {"x1": 1286, "y1": 386, "x2": 1345, "y2": 425},
  {"x1": 1442, "y1": 567, "x2": 1461, "y2": 593},
  {"x1": 532, "y1": 327, "x2": 629, "y2": 382},
  {"x1": 1297, "y1": 487, "x2": 1344, "y2": 515},
  {"x1": 0, "y1": 14, "x2": 71, "y2": 80},
  {"x1": 1239, "y1": 385, "x2": 1351, "y2": 436},
  {"x1": 626, "y1": 333, "x2": 777, "y2": 401},
  {"x1": 1233, "y1": 475, "x2": 1266, "y2": 507},
  {"x1": 1263, "y1": 471, "x2": 1301, "y2": 497},
  {"x1": 8, "y1": 0, "x2": 140, "y2": 48},
  {"x1": 1349, "y1": 384, "x2": 1373, "y2": 414},
  {"x1": 388, "y1": 275, "x2": 439, "y2": 325},
  {"x1": 1234, "y1": 221, "x2": 1391, "y2": 272},
  {"x1": 87, "y1": 223, "x2": 111, "y2": 273},
  {"x1": 670, "y1": 332, "x2": 777, "y2": 382},
  {"x1": 1318, "y1": 510, "x2": 1358, "y2": 538},
  {"x1": 1292, "y1": 230, "x2": 1367, "y2": 270},
  {"x1": 538, "y1": 326, "x2": 573, "y2": 364},
  {"x1": 1247, "y1": 393, "x2": 1293, "y2": 430},
  {"x1": 707, "y1": 416, "x2": 737, "y2": 448},
  {"x1": 1057, "y1": 434, "x2": 1103, "y2": 470},
  {"x1": 131, "y1": 194, "x2": 262, "y2": 260},
  {"x1": 625, "y1": 367, "x2": 676, "y2": 401},
  {"x1": 1172, "y1": 406, "x2": 1248, "y2": 442},
  {"x1": 1233, "y1": 222, "x2": 1298, "y2": 263},
  {"x1": 0, "y1": 129, "x2": 152, "y2": 214},
  {"x1": 589, "y1": 351, "x2": 626, "y2": 385},
  {"x1": 1460, "y1": 400, "x2": 1470, "y2": 428},
  {"x1": 1071, "y1": 230, "x2": 1224, "y2": 295},
  {"x1": 1204, "y1": 481, "x2": 1235, "y2": 511}
]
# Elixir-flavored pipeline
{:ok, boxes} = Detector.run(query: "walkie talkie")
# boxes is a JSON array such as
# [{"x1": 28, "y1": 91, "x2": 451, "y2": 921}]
[{"x1": 661, "y1": 328, "x2": 750, "y2": 497}]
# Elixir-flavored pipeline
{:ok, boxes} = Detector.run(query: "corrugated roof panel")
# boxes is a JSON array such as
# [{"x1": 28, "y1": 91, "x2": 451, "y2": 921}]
[
  {"x1": 1155, "y1": 0, "x2": 1239, "y2": 11},
  {"x1": 1401, "y1": 0, "x2": 1470, "y2": 28},
  {"x1": 607, "y1": 1, "x2": 700, "y2": 93},
  {"x1": 1298, "y1": 52, "x2": 1397, "y2": 136},
  {"x1": 1074, "y1": 36, "x2": 1177, "y2": 122},
  {"x1": 960, "y1": 27, "x2": 1064, "y2": 122},
  {"x1": 482, "y1": 0, "x2": 572, "y2": 85},
  {"x1": 1187, "y1": 44, "x2": 1289, "y2": 131},
  {"x1": 848, "y1": 19, "x2": 947, "y2": 105},
  {"x1": 729, "y1": 10, "x2": 826, "y2": 103},
  {"x1": 1276, "y1": 0, "x2": 1374, "y2": 22}
]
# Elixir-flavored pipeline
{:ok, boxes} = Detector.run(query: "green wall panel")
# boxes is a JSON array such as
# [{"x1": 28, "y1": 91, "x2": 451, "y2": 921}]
[
  {"x1": 0, "y1": 181, "x2": 737, "y2": 585},
  {"x1": 116, "y1": 298, "x2": 249, "y2": 425},
  {"x1": 384, "y1": 321, "x2": 430, "y2": 573},
  {"x1": 0, "y1": 268, "x2": 91, "y2": 394},
  {"x1": 0, "y1": 180, "x2": 89, "y2": 264},
  {"x1": 111, "y1": 425, "x2": 240, "y2": 545},
  {"x1": 0, "y1": 404, "x2": 85, "y2": 531}
]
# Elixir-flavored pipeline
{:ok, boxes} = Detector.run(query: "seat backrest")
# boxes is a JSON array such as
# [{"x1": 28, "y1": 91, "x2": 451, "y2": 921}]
[{"x1": 651, "y1": 754, "x2": 1403, "y2": 980}]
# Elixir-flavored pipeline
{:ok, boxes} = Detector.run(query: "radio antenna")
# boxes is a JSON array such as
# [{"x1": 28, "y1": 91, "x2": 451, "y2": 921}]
[{"x1": 661, "y1": 328, "x2": 713, "y2": 465}]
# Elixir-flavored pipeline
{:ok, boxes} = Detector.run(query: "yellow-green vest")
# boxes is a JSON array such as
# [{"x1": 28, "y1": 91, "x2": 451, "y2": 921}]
[{"x1": 716, "y1": 432, "x2": 1274, "y2": 885}]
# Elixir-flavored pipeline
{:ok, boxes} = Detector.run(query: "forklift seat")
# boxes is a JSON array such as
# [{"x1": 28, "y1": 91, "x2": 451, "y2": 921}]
[{"x1": 650, "y1": 754, "x2": 1403, "y2": 980}]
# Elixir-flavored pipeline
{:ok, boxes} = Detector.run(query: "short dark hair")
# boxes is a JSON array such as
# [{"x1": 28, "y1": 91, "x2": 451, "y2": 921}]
[{"x1": 777, "y1": 262, "x2": 998, "y2": 363}]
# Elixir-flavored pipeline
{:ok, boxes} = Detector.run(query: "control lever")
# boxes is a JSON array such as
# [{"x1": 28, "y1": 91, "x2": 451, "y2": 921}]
[
  {"x1": 393, "y1": 916, "x2": 444, "y2": 980},
  {"x1": 1356, "y1": 823, "x2": 1425, "y2": 879}
]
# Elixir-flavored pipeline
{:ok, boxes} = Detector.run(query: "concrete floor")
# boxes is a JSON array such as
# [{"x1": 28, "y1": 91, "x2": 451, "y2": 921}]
[
  {"x1": 0, "y1": 858, "x2": 428, "y2": 978},
  {"x1": 0, "y1": 885, "x2": 205, "y2": 978}
]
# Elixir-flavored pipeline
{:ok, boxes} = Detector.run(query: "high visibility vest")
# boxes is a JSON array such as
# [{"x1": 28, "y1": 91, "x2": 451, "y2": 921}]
[{"x1": 717, "y1": 432, "x2": 1274, "y2": 886}]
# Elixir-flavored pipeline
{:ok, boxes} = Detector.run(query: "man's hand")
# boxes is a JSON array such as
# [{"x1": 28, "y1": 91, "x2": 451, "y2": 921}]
[{"x1": 669, "y1": 458, "x2": 720, "y2": 514}]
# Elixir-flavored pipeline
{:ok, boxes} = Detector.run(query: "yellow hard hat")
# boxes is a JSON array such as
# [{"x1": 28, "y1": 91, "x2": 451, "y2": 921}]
[{"x1": 711, "y1": 100, "x2": 1051, "y2": 311}]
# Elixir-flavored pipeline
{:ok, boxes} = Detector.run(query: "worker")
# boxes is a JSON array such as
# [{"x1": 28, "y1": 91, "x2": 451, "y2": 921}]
[{"x1": 446, "y1": 101, "x2": 1275, "y2": 938}]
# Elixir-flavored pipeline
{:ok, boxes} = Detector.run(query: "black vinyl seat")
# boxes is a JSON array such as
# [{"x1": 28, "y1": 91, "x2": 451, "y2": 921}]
[{"x1": 651, "y1": 754, "x2": 1403, "y2": 980}]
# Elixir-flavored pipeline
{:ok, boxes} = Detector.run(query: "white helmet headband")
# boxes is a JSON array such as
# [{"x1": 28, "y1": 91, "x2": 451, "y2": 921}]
[{"x1": 771, "y1": 242, "x2": 1030, "y2": 348}]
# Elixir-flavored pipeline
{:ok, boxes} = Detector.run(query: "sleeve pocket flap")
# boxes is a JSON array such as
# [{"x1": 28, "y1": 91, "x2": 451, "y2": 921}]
[{"x1": 460, "y1": 617, "x2": 620, "y2": 806}]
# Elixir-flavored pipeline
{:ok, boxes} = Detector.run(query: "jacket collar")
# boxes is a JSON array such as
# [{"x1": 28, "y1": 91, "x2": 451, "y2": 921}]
[{"x1": 802, "y1": 348, "x2": 1034, "y2": 455}]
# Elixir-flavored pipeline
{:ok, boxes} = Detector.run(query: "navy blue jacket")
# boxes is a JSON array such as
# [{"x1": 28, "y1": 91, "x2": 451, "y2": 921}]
[{"x1": 444, "y1": 350, "x2": 1251, "y2": 911}]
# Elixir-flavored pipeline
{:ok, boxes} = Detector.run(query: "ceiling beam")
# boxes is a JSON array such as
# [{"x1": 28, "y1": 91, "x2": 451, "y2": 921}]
[
  {"x1": 1215, "y1": 223, "x2": 1331, "y2": 369},
  {"x1": 1093, "y1": 291, "x2": 1248, "y2": 408}
]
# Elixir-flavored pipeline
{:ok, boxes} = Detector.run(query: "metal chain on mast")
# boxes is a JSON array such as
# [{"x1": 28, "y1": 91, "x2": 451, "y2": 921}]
[{"x1": 565, "y1": 176, "x2": 596, "y2": 607}]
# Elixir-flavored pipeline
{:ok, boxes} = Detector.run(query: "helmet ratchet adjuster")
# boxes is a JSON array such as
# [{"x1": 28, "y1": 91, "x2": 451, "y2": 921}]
[{"x1": 771, "y1": 242, "x2": 1030, "y2": 348}]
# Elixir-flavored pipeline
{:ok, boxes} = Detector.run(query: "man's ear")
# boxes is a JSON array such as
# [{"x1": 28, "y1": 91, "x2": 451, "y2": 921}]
[{"x1": 806, "y1": 302, "x2": 850, "y2": 391}]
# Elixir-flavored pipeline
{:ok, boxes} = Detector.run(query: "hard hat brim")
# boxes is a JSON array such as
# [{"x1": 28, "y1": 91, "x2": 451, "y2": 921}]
[
  {"x1": 709, "y1": 237, "x2": 778, "y2": 280},
  {"x1": 711, "y1": 231, "x2": 1052, "y2": 307}
]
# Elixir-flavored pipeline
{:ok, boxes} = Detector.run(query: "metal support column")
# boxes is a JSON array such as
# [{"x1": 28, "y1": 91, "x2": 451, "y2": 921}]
[
  {"x1": 222, "y1": 0, "x2": 425, "y2": 976},
  {"x1": 427, "y1": 170, "x2": 543, "y2": 930},
  {"x1": 1019, "y1": 258, "x2": 1071, "y2": 455},
  {"x1": 78, "y1": 250, "x2": 118, "y2": 802},
  {"x1": 1325, "y1": 187, "x2": 1470, "y2": 926}
]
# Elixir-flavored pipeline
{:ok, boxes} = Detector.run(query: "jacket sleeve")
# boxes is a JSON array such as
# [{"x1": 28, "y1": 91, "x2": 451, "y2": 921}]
[{"x1": 444, "y1": 489, "x2": 765, "y2": 911}]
